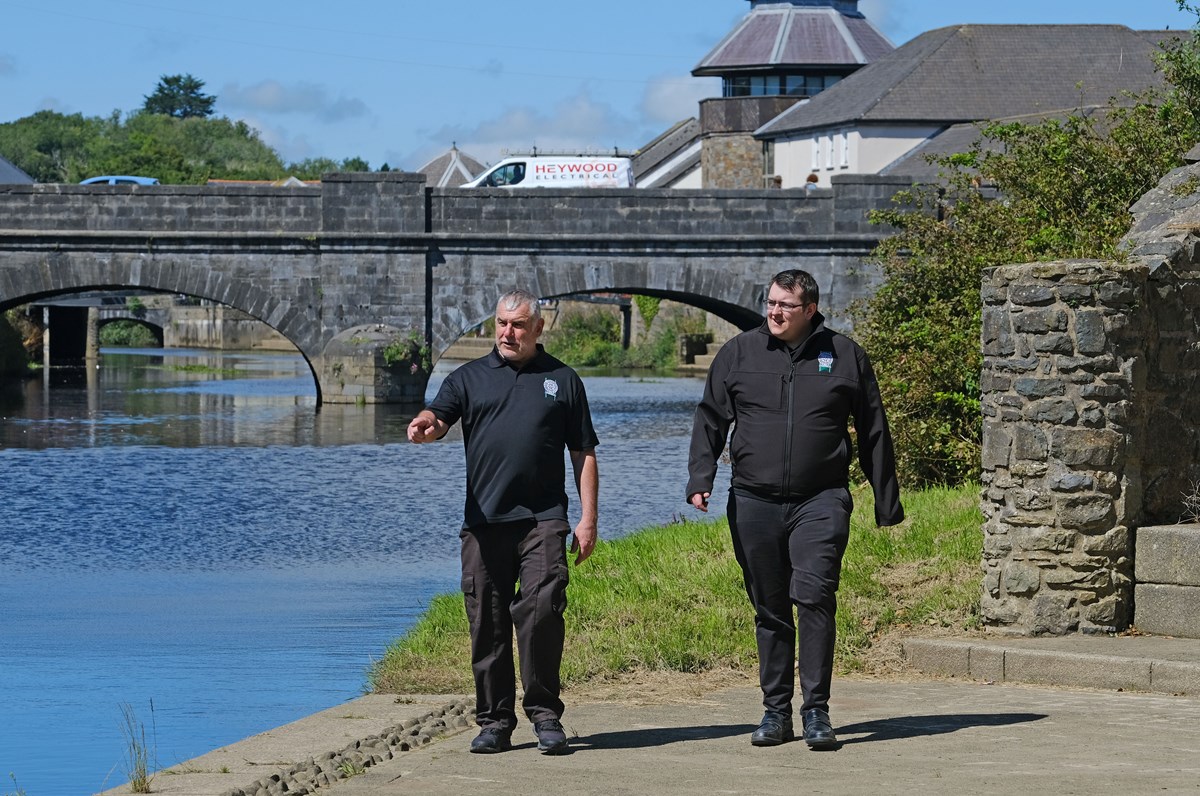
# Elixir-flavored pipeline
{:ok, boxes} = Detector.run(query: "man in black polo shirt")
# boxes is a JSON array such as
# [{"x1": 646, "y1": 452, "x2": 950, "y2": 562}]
[{"x1": 407, "y1": 289, "x2": 599, "y2": 755}]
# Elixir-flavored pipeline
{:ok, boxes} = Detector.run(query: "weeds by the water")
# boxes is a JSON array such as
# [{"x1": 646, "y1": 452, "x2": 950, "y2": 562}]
[
  {"x1": 368, "y1": 483, "x2": 982, "y2": 693},
  {"x1": 160, "y1": 363, "x2": 240, "y2": 376},
  {"x1": 5, "y1": 772, "x2": 27, "y2": 796},
  {"x1": 119, "y1": 701, "x2": 157, "y2": 794},
  {"x1": 338, "y1": 760, "x2": 366, "y2": 778}
]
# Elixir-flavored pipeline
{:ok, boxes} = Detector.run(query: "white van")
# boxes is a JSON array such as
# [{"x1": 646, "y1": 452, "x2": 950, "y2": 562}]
[{"x1": 463, "y1": 156, "x2": 635, "y2": 189}]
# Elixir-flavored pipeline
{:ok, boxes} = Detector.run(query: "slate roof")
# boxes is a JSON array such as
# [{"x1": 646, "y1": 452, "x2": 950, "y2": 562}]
[
  {"x1": 632, "y1": 118, "x2": 701, "y2": 181},
  {"x1": 756, "y1": 24, "x2": 1172, "y2": 137},
  {"x1": 879, "y1": 106, "x2": 1111, "y2": 181},
  {"x1": 694, "y1": 0, "x2": 892, "y2": 75},
  {"x1": 0, "y1": 154, "x2": 34, "y2": 184},
  {"x1": 418, "y1": 145, "x2": 485, "y2": 188}
]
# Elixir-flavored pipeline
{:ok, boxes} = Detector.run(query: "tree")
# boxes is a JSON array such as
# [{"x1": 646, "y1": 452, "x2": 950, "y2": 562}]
[
  {"x1": 857, "y1": 92, "x2": 1200, "y2": 487},
  {"x1": 143, "y1": 74, "x2": 216, "y2": 119},
  {"x1": 286, "y1": 155, "x2": 371, "y2": 179},
  {"x1": 0, "y1": 110, "x2": 101, "y2": 182}
]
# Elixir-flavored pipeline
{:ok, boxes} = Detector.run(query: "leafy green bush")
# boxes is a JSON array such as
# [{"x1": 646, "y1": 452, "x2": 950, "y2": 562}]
[
  {"x1": 858, "y1": 93, "x2": 1199, "y2": 487},
  {"x1": 544, "y1": 308, "x2": 627, "y2": 367},
  {"x1": 544, "y1": 303, "x2": 712, "y2": 370},
  {"x1": 382, "y1": 328, "x2": 431, "y2": 374},
  {"x1": 99, "y1": 320, "x2": 159, "y2": 347}
]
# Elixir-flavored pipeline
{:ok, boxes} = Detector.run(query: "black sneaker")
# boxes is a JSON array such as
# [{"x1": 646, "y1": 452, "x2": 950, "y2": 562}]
[
  {"x1": 469, "y1": 727, "x2": 513, "y2": 754},
  {"x1": 533, "y1": 719, "x2": 570, "y2": 755}
]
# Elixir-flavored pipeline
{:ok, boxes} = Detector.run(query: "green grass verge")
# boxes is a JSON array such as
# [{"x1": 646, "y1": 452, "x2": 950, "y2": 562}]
[{"x1": 368, "y1": 483, "x2": 982, "y2": 694}]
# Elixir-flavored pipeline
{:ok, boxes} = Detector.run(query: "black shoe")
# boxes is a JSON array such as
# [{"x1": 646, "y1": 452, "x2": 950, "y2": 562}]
[
  {"x1": 750, "y1": 712, "x2": 794, "y2": 746},
  {"x1": 470, "y1": 727, "x2": 512, "y2": 754},
  {"x1": 801, "y1": 708, "x2": 838, "y2": 750},
  {"x1": 533, "y1": 719, "x2": 570, "y2": 754}
]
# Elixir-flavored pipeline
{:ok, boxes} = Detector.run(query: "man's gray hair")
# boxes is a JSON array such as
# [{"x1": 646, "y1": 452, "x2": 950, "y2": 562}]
[{"x1": 497, "y1": 289, "x2": 541, "y2": 318}]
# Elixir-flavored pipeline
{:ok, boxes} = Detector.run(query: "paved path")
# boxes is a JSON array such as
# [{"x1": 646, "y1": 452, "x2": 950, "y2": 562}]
[
  {"x1": 99, "y1": 636, "x2": 1200, "y2": 796},
  {"x1": 318, "y1": 680, "x2": 1200, "y2": 796}
]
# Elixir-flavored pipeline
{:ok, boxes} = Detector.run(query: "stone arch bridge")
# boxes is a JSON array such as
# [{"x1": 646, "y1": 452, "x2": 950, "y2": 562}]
[{"x1": 0, "y1": 173, "x2": 906, "y2": 403}]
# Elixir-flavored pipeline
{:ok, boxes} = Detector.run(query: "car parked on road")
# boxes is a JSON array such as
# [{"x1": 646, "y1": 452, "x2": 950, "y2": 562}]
[{"x1": 79, "y1": 175, "x2": 160, "y2": 185}]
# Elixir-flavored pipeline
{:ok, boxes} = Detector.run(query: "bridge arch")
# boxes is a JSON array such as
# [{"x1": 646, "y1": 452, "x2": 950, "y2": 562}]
[{"x1": 0, "y1": 250, "x2": 327, "y2": 400}]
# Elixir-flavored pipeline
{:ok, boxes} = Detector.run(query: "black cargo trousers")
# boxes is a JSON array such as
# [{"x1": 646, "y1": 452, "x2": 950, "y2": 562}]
[
  {"x1": 459, "y1": 518, "x2": 571, "y2": 731},
  {"x1": 727, "y1": 486, "x2": 853, "y2": 717}
]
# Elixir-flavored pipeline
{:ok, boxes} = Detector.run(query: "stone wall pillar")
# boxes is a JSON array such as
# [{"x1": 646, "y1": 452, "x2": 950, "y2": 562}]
[
  {"x1": 980, "y1": 262, "x2": 1146, "y2": 634},
  {"x1": 981, "y1": 161, "x2": 1200, "y2": 635}
]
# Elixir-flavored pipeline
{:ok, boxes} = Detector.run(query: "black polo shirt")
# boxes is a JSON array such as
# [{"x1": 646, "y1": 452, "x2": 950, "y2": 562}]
[{"x1": 427, "y1": 345, "x2": 599, "y2": 529}]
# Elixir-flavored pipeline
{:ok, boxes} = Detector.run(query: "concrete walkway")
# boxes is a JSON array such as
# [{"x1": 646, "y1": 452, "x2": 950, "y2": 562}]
[{"x1": 100, "y1": 635, "x2": 1200, "y2": 796}]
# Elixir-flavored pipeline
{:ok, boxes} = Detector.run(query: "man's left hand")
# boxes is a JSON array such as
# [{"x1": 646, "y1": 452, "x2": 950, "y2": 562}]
[{"x1": 570, "y1": 521, "x2": 597, "y2": 565}]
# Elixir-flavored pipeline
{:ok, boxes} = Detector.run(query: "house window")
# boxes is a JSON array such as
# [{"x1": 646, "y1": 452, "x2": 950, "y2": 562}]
[
  {"x1": 811, "y1": 137, "x2": 821, "y2": 171},
  {"x1": 763, "y1": 140, "x2": 775, "y2": 176},
  {"x1": 838, "y1": 131, "x2": 849, "y2": 168},
  {"x1": 725, "y1": 76, "x2": 751, "y2": 97},
  {"x1": 824, "y1": 134, "x2": 834, "y2": 169}
]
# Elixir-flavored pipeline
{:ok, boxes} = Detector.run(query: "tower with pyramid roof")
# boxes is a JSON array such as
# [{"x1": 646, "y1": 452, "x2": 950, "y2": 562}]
[{"x1": 693, "y1": 0, "x2": 892, "y2": 188}]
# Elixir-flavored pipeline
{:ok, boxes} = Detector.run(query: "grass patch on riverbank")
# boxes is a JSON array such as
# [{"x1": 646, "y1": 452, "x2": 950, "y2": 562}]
[{"x1": 368, "y1": 483, "x2": 982, "y2": 695}]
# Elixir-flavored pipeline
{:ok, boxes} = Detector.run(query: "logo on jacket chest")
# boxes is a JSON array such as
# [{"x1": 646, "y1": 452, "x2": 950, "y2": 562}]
[
  {"x1": 818, "y1": 352, "x2": 836, "y2": 373},
  {"x1": 543, "y1": 378, "x2": 560, "y2": 399}
]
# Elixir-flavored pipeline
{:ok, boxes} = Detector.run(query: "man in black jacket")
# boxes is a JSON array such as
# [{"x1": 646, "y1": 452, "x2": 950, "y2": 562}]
[{"x1": 687, "y1": 269, "x2": 903, "y2": 750}]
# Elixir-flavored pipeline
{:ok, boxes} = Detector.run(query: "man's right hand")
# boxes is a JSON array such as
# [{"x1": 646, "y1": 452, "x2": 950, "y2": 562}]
[
  {"x1": 407, "y1": 412, "x2": 444, "y2": 444},
  {"x1": 689, "y1": 492, "x2": 710, "y2": 512}
]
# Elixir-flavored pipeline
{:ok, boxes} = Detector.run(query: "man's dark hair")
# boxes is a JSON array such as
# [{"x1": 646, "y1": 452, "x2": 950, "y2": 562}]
[{"x1": 770, "y1": 269, "x2": 819, "y2": 306}]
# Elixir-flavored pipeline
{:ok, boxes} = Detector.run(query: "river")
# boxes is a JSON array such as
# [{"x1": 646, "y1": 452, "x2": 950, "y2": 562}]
[{"x1": 0, "y1": 348, "x2": 729, "y2": 795}]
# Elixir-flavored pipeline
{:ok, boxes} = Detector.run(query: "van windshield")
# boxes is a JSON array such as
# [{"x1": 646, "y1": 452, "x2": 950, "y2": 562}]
[{"x1": 485, "y1": 162, "x2": 525, "y2": 187}]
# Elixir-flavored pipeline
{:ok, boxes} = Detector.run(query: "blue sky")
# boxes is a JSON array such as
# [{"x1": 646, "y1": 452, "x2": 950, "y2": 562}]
[{"x1": 1, "y1": 1, "x2": 1195, "y2": 171}]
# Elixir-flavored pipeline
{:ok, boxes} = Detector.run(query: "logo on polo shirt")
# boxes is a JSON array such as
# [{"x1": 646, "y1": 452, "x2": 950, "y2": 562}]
[
  {"x1": 818, "y1": 352, "x2": 835, "y2": 373},
  {"x1": 543, "y1": 378, "x2": 559, "y2": 399}
]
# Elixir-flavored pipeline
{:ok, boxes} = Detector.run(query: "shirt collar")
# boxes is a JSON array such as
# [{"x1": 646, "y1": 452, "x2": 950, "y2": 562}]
[{"x1": 488, "y1": 343, "x2": 546, "y2": 369}]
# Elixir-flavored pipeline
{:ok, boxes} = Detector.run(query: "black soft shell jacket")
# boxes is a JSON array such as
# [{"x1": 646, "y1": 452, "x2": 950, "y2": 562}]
[{"x1": 686, "y1": 315, "x2": 904, "y2": 527}]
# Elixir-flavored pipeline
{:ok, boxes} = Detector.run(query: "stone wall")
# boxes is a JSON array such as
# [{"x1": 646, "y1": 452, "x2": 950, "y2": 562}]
[
  {"x1": 701, "y1": 133, "x2": 766, "y2": 189},
  {"x1": 980, "y1": 162, "x2": 1200, "y2": 635},
  {"x1": 164, "y1": 305, "x2": 292, "y2": 350}
]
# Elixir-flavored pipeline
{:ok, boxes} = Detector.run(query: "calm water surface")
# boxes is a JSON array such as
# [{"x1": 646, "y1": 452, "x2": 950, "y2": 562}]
[{"x1": 0, "y1": 348, "x2": 727, "y2": 795}]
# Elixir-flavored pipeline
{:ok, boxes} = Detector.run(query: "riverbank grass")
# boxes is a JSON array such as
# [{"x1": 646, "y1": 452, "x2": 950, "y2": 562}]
[{"x1": 368, "y1": 483, "x2": 981, "y2": 694}]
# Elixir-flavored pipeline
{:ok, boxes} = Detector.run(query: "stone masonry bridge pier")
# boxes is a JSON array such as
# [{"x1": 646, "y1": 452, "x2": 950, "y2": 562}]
[{"x1": 0, "y1": 173, "x2": 905, "y2": 403}]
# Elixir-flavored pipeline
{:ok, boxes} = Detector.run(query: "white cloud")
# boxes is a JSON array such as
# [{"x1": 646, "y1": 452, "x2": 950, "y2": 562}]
[
  {"x1": 639, "y1": 75, "x2": 719, "y2": 126},
  {"x1": 420, "y1": 91, "x2": 642, "y2": 166},
  {"x1": 859, "y1": 0, "x2": 902, "y2": 42},
  {"x1": 220, "y1": 80, "x2": 369, "y2": 123}
]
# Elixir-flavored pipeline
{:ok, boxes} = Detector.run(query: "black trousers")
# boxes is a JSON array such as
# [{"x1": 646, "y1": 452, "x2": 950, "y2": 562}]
[
  {"x1": 460, "y1": 518, "x2": 570, "y2": 731},
  {"x1": 728, "y1": 486, "x2": 852, "y2": 716}
]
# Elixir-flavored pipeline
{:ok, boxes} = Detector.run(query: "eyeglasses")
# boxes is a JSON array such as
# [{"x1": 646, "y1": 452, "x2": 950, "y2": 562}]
[{"x1": 763, "y1": 299, "x2": 808, "y2": 313}]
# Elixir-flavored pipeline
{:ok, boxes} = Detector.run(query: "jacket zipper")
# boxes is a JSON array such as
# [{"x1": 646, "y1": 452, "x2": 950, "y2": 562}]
[{"x1": 782, "y1": 358, "x2": 796, "y2": 498}]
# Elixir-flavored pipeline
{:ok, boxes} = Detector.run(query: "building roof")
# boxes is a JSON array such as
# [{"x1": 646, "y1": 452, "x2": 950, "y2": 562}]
[
  {"x1": 418, "y1": 145, "x2": 485, "y2": 188},
  {"x1": 694, "y1": 0, "x2": 893, "y2": 76},
  {"x1": 0, "y1": 154, "x2": 34, "y2": 184},
  {"x1": 756, "y1": 24, "x2": 1173, "y2": 137},
  {"x1": 879, "y1": 106, "x2": 1112, "y2": 181},
  {"x1": 633, "y1": 118, "x2": 701, "y2": 179},
  {"x1": 206, "y1": 176, "x2": 314, "y2": 186}
]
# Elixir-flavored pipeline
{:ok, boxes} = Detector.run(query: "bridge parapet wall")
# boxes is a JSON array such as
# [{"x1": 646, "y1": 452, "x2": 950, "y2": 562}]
[
  {"x1": 0, "y1": 172, "x2": 907, "y2": 240},
  {"x1": 0, "y1": 183, "x2": 323, "y2": 234},
  {"x1": 428, "y1": 174, "x2": 908, "y2": 238},
  {"x1": 980, "y1": 162, "x2": 1200, "y2": 636}
]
